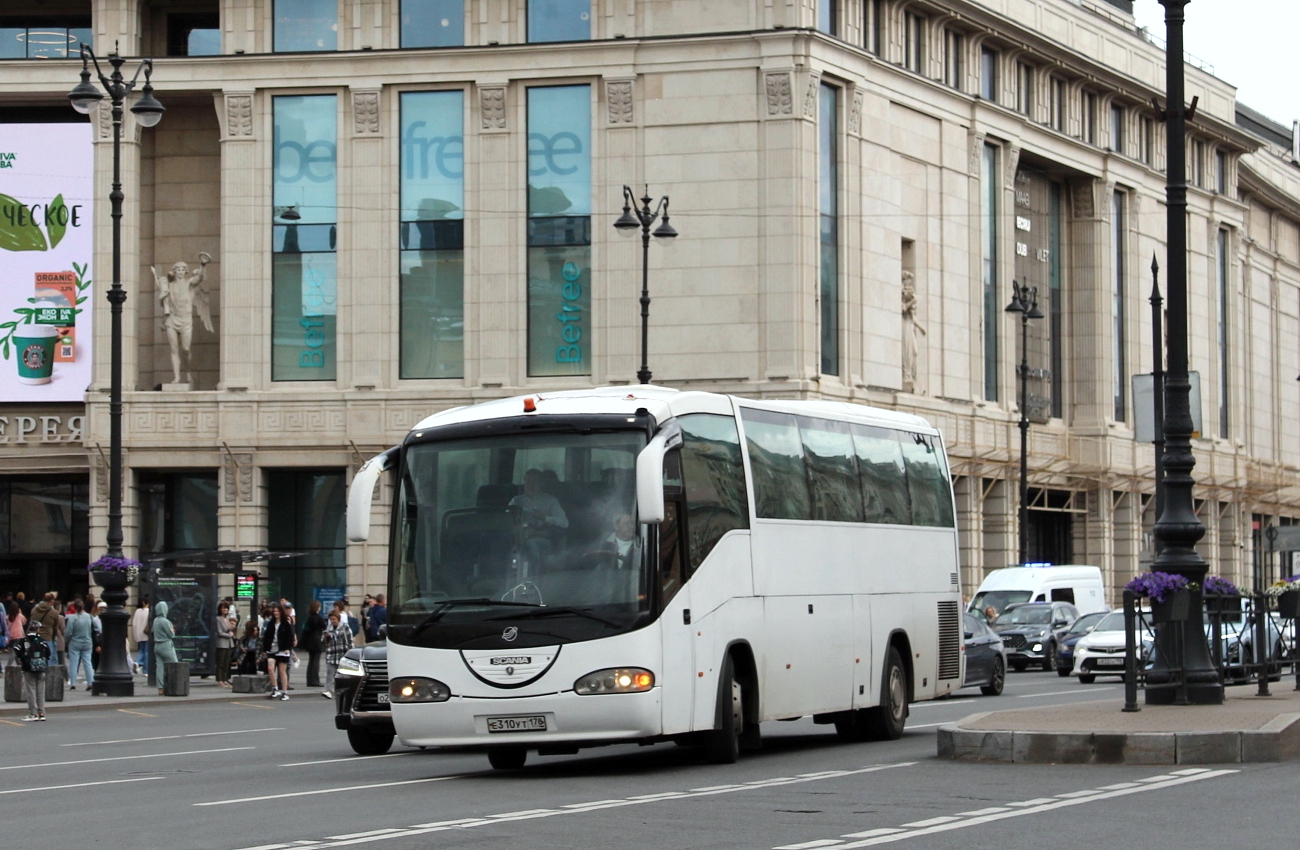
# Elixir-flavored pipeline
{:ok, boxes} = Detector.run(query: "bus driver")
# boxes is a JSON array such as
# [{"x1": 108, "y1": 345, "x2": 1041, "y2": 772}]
[{"x1": 509, "y1": 469, "x2": 568, "y2": 572}]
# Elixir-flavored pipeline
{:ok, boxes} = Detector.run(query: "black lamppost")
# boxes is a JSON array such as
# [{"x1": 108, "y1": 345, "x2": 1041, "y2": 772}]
[
  {"x1": 1005, "y1": 280, "x2": 1043, "y2": 566},
  {"x1": 1150, "y1": 256, "x2": 1165, "y2": 554},
  {"x1": 1148, "y1": 0, "x2": 1223, "y2": 705},
  {"x1": 68, "y1": 45, "x2": 164, "y2": 698},
  {"x1": 613, "y1": 186, "x2": 677, "y2": 384}
]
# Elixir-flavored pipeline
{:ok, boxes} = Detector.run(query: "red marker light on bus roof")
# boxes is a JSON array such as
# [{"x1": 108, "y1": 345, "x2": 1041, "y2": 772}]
[{"x1": 523, "y1": 397, "x2": 536, "y2": 412}]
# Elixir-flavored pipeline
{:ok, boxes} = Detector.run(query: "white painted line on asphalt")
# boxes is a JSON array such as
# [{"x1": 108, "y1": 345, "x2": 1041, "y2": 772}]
[
  {"x1": 404, "y1": 819, "x2": 482, "y2": 829},
  {"x1": 691, "y1": 784, "x2": 745, "y2": 792},
  {"x1": 491, "y1": 809, "x2": 555, "y2": 818},
  {"x1": 954, "y1": 807, "x2": 1009, "y2": 816},
  {"x1": 626, "y1": 792, "x2": 684, "y2": 800},
  {"x1": 62, "y1": 727, "x2": 284, "y2": 747},
  {"x1": 842, "y1": 830, "x2": 905, "y2": 839},
  {"x1": 562, "y1": 799, "x2": 627, "y2": 808},
  {"x1": 1172, "y1": 768, "x2": 1211, "y2": 775},
  {"x1": 911, "y1": 699, "x2": 977, "y2": 708},
  {"x1": 280, "y1": 752, "x2": 414, "y2": 767},
  {"x1": 0, "y1": 746, "x2": 255, "y2": 771},
  {"x1": 1097, "y1": 782, "x2": 1142, "y2": 790},
  {"x1": 1054, "y1": 789, "x2": 1106, "y2": 799},
  {"x1": 775, "y1": 840, "x2": 845, "y2": 849},
  {"x1": 1135, "y1": 775, "x2": 1177, "y2": 783},
  {"x1": 198, "y1": 774, "x2": 467, "y2": 807},
  {"x1": 0, "y1": 775, "x2": 165, "y2": 795},
  {"x1": 323, "y1": 830, "x2": 405, "y2": 841},
  {"x1": 1005, "y1": 798, "x2": 1055, "y2": 807},
  {"x1": 899, "y1": 816, "x2": 960, "y2": 827}
]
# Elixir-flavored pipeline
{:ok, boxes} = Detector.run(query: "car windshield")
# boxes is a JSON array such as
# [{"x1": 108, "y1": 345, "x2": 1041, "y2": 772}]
[
  {"x1": 1093, "y1": 612, "x2": 1126, "y2": 632},
  {"x1": 970, "y1": 590, "x2": 1032, "y2": 619},
  {"x1": 391, "y1": 429, "x2": 649, "y2": 634},
  {"x1": 1067, "y1": 612, "x2": 1106, "y2": 635},
  {"x1": 995, "y1": 606, "x2": 1052, "y2": 626}
]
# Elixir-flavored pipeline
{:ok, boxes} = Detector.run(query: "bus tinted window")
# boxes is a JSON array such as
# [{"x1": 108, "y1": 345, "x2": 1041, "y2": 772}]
[
  {"x1": 679, "y1": 414, "x2": 750, "y2": 568},
  {"x1": 741, "y1": 408, "x2": 811, "y2": 520},
  {"x1": 851, "y1": 424, "x2": 911, "y2": 524},
  {"x1": 901, "y1": 433, "x2": 955, "y2": 527},
  {"x1": 799, "y1": 416, "x2": 863, "y2": 523}
]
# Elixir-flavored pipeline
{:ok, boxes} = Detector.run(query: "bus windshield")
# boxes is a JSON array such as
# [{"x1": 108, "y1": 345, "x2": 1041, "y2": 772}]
[{"x1": 390, "y1": 428, "x2": 650, "y2": 643}]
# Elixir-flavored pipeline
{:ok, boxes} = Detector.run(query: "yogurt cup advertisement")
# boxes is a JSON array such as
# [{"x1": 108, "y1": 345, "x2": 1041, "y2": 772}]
[{"x1": 0, "y1": 123, "x2": 93, "y2": 401}]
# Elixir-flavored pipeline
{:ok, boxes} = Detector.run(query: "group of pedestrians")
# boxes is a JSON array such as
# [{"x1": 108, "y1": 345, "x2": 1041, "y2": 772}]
[{"x1": 2, "y1": 589, "x2": 114, "y2": 721}]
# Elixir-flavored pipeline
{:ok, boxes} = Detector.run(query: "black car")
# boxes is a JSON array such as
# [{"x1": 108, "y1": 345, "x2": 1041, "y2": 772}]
[
  {"x1": 334, "y1": 641, "x2": 395, "y2": 755},
  {"x1": 1053, "y1": 611, "x2": 1109, "y2": 677},
  {"x1": 962, "y1": 613, "x2": 1006, "y2": 695},
  {"x1": 991, "y1": 601, "x2": 1079, "y2": 672}
]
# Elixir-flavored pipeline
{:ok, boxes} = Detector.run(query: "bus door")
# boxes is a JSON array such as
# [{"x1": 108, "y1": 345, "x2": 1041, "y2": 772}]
[{"x1": 658, "y1": 453, "x2": 694, "y2": 735}]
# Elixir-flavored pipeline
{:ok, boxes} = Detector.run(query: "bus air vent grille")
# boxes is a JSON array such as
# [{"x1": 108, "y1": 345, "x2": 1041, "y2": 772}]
[{"x1": 937, "y1": 601, "x2": 961, "y2": 680}]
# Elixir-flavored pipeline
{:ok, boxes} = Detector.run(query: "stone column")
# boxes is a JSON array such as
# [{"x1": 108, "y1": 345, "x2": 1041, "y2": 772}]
[
  {"x1": 599, "y1": 76, "x2": 639, "y2": 384},
  {"x1": 954, "y1": 476, "x2": 984, "y2": 597},
  {"x1": 215, "y1": 91, "x2": 266, "y2": 391},
  {"x1": 344, "y1": 88, "x2": 389, "y2": 389},
  {"x1": 981, "y1": 478, "x2": 1014, "y2": 576},
  {"x1": 1067, "y1": 178, "x2": 1109, "y2": 429},
  {"x1": 472, "y1": 80, "x2": 516, "y2": 388}
]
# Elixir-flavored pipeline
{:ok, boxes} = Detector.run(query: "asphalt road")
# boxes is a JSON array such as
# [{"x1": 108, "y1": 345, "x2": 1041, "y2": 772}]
[{"x1": 1, "y1": 672, "x2": 1288, "y2": 850}]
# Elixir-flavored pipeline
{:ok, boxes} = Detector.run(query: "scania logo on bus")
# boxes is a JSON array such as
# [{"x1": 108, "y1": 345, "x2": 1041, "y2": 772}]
[{"x1": 501, "y1": 627, "x2": 518, "y2": 642}]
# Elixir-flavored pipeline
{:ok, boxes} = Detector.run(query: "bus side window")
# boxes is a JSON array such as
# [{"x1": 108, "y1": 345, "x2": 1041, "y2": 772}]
[
  {"x1": 659, "y1": 500, "x2": 685, "y2": 607},
  {"x1": 679, "y1": 414, "x2": 749, "y2": 569},
  {"x1": 900, "y1": 433, "x2": 956, "y2": 528}
]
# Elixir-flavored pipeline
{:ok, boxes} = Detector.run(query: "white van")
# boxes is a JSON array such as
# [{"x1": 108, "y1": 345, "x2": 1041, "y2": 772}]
[{"x1": 968, "y1": 565, "x2": 1106, "y2": 619}]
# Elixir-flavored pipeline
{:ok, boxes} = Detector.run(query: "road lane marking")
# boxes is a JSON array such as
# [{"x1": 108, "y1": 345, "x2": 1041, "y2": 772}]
[
  {"x1": 281, "y1": 752, "x2": 414, "y2": 767},
  {"x1": 198, "y1": 775, "x2": 467, "y2": 807},
  {"x1": 911, "y1": 700, "x2": 976, "y2": 708},
  {"x1": 224, "y1": 761, "x2": 916, "y2": 848},
  {"x1": 842, "y1": 830, "x2": 905, "y2": 839},
  {"x1": 116, "y1": 709, "x2": 156, "y2": 717},
  {"x1": 232, "y1": 701, "x2": 276, "y2": 709},
  {"x1": 0, "y1": 746, "x2": 255, "y2": 772},
  {"x1": 0, "y1": 776, "x2": 165, "y2": 795},
  {"x1": 899, "y1": 817, "x2": 960, "y2": 827},
  {"x1": 0, "y1": 718, "x2": 24, "y2": 727},
  {"x1": 775, "y1": 841, "x2": 844, "y2": 849},
  {"x1": 954, "y1": 807, "x2": 1008, "y2": 816},
  {"x1": 63, "y1": 727, "x2": 284, "y2": 747}
]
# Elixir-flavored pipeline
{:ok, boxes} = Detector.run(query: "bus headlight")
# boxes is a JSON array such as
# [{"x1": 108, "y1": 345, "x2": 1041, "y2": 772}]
[
  {"x1": 337, "y1": 656, "x2": 364, "y2": 677},
  {"x1": 574, "y1": 668, "x2": 654, "y2": 695},
  {"x1": 389, "y1": 677, "x2": 451, "y2": 703}
]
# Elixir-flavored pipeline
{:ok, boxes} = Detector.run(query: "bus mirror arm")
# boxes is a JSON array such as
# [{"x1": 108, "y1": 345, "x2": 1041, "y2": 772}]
[
  {"x1": 347, "y1": 447, "x2": 399, "y2": 543},
  {"x1": 636, "y1": 421, "x2": 682, "y2": 525}
]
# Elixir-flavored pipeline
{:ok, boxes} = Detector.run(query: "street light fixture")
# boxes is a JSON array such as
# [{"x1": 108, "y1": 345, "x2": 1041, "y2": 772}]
[
  {"x1": 1005, "y1": 280, "x2": 1044, "y2": 566},
  {"x1": 68, "y1": 44, "x2": 164, "y2": 697},
  {"x1": 614, "y1": 185, "x2": 676, "y2": 384}
]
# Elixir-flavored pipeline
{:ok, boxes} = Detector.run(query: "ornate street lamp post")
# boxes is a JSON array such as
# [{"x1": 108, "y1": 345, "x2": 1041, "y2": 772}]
[
  {"x1": 1005, "y1": 280, "x2": 1043, "y2": 566},
  {"x1": 68, "y1": 45, "x2": 164, "y2": 697},
  {"x1": 1149, "y1": 0, "x2": 1222, "y2": 705},
  {"x1": 613, "y1": 186, "x2": 677, "y2": 384}
]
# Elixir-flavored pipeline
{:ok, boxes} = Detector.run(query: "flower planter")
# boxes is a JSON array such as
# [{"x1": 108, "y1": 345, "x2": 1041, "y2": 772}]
[
  {"x1": 91, "y1": 569, "x2": 135, "y2": 589},
  {"x1": 1277, "y1": 590, "x2": 1300, "y2": 620},
  {"x1": 1151, "y1": 590, "x2": 1190, "y2": 624},
  {"x1": 1205, "y1": 593, "x2": 1243, "y2": 620}
]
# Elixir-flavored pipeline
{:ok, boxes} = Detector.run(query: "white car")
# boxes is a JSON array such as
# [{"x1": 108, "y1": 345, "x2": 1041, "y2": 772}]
[{"x1": 1072, "y1": 611, "x2": 1152, "y2": 684}]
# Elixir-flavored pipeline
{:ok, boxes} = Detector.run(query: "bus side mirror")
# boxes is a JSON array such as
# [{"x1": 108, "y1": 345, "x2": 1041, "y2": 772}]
[
  {"x1": 346, "y1": 447, "x2": 398, "y2": 543},
  {"x1": 636, "y1": 421, "x2": 682, "y2": 525}
]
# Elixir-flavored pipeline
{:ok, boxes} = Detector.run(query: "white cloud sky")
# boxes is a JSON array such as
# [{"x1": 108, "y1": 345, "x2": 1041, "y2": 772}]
[{"x1": 1131, "y1": 0, "x2": 1298, "y2": 127}]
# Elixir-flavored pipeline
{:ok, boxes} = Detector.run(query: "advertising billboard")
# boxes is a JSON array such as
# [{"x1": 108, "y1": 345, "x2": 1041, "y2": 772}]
[{"x1": 0, "y1": 123, "x2": 94, "y2": 402}]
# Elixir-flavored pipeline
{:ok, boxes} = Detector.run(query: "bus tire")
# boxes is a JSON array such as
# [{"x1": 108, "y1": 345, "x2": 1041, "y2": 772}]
[
  {"x1": 834, "y1": 710, "x2": 870, "y2": 742},
  {"x1": 346, "y1": 726, "x2": 394, "y2": 756},
  {"x1": 863, "y1": 646, "x2": 908, "y2": 741},
  {"x1": 1078, "y1": 674, "x2": 1096, "y2": 684},
  {"x1": 487, "y1": 746, "x2": 527, "y2": 770},
  {"x1": 703, "y1": 655, "x2": 742, "y2": 764}
]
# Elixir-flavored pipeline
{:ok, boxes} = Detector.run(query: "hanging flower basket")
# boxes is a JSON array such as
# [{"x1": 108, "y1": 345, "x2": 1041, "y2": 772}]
[
  {"x1": 1125, "y1": 571, "x2": 1196, "y2": 624},
  {"x1": 1202, "y1": 576, "x2": 1242, "y2": 619},
  {"x1": 88, "y1": 555, "x2": 140, "y2": 588},
  {"x1": 1278, "y1": 591, "x2": 1300, "y2": 620},
  {"x1": 1151, "y1": 589, "x2": 1191, "y2": 624}
]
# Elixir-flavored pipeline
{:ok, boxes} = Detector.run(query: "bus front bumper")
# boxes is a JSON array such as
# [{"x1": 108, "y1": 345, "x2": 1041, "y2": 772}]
[{"x1": 392, "y1": 688, "x2": 663, "y2": 748}]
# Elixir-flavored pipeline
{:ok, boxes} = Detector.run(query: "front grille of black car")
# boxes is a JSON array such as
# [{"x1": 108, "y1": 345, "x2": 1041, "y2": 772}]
[
  {"x1": 1003, "y1": 634, "x2": 1027, "y2": 651},
  {"x1": 355, "y1": 660, "x2": 390, "y2": 712}
]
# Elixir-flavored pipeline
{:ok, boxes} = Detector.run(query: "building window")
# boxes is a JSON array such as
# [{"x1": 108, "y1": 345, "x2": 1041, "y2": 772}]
[
  {"x1": 272, "y1": 95, "x2": 338, "y2": 381},
  {"x1": 1216, "y1": 227, "x2": 1229, "y2": 438},
  {"x1": 1081, "y1": 91, "x2": 1096, "y2": 144},
  {"x1": 819, "y1": 84, "x2": 839, "y2": 377},
  {"x1": 527, "y1": 85, "x2": 591, "y2": 377},
  {"x1": 982, "y1": 143, "x2": 998, "y2": 402},
  {"x1": 166, "y1": 14, "x2": 220, "y2": 56},
  {"x1": 1216, "y1": 150, "x2": 1228, "y2": 194},
  {"x1": 1139, "y1": 116, "x2": 1154, "y2": 164},
  {"x1": 273, "y1": 0, "x2": 338, "y2": 52},
  {"x1": 979, "y1": 47, "x2": 997, "y2": 101},
  {"x1": 0, "y1": 19, "x2": 92, "y2": 59},
  {"x1": 138, "y1": 472, "x2": 219, "y2": 555},
  {"x1": 400, "y1": 91, "x2": 465, "y2": 379},
  {"x1": 1110, "y1": 103, "x2": 1125, "y2": 154},
  {"x1": 0, "y1": 479, "x2": 89, "y2": 557},
  {"x1": 1111, "y1": 191, "x2": 1126, "y2": 422},
  {"x1": 1193, "y1": 141, "x2": 1206, "y2": 188},
  {"x1": 865, "y1": 0, "x2": 882, "y2": 54},
  {"x1": 266, "y1": 470, "x2": 347, "y2": 620},
  {"x1": 1047, "y1": 77, "x2": 1065, "y2": 130},
  {"x1": 904, "y1": 12, "x2": 924, "y2": 73},
  {"x1": 817, "y1": 0, "x2": 835, "y2": 36},
  {"x1": 402, "y1": 0, "x2": 464, "y2": 47},
  {"x1": 943, "y1": 29, "x2": 963, "y2": 89},
  {"x1": 1015, "y1": 62, "x2": 1033, "y2": 115},
  {"x1": 527, "y1": 0, "x2": 590, "y2": 43}
]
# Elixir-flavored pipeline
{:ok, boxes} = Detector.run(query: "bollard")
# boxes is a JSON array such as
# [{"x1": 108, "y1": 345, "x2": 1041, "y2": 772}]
[
  {"x1": 1256, "y1": 593, "x2": 1271, "y2": 697},
  {"x1": 3, "y1": 665, "x2": 24, "y2": 702},
  {"x1": 1123, "y1": 590, "x2": 1139, "y2": 712},
  {"x1": 163, "y1": 662, "x2": 190, "y2": 697},
  {"x1": 45, "y1": 666, "x2": 65, "y2": 702}
]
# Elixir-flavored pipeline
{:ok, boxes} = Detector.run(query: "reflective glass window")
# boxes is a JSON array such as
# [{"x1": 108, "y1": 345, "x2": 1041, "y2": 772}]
[
  {"x1": 274, "y1": 0, "x2": 338, "y2": 52},
  {"x1": 819, "y1": 83, "x2": 839, "y2": 376},
  {"x1": 679, "y1": 414, "x2": 750, "y2": 568},
  {"x1": 528, "y1": 0, "x2": 590, "y2": 43},
  {"x1": 852, "y1": 424, "x2": 910, "y2": 524},
  {"x1": 741, "y1": 409, "x2": 810, "y2": 521},
  {"x1": 900, "y1": 433, "x2": 954, "y2": 527},
  {"x1": 799, "y1": 416, "x2": 862, "y2": 523},
  {"x1": 402, "y1": 0, "x2": 464, "y2": 47}
]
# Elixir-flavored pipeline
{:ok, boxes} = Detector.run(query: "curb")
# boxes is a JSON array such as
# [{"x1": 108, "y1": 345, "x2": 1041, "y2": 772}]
[{"x1": 937, "y1": 712, "x2": 1300, "y2": 764}]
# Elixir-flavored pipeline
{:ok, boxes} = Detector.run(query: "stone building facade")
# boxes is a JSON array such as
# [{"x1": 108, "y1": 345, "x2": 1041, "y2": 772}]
[{"x1": 1, "y1": 0, "x2": 1298, "y2": 610}]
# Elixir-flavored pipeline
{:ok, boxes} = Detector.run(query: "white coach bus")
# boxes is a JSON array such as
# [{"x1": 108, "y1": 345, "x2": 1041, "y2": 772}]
[{"x1": 346, "y1": 387, "x2": 962, "y2": 769}]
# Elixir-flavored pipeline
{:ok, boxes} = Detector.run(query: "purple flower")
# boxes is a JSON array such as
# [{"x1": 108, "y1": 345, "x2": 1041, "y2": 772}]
[
  {"x1": 1125, "y1": 571, "x2": 1191, "y2": 604},
  {"x1": 88, "y1": 555, "x2": 142, "y2": 573},
  {"x1": 1202, "y1": 576, "x2": 1240, "y2": 596}
]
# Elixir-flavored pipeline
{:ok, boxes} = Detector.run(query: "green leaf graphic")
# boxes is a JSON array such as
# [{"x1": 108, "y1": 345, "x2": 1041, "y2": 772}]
[
  {"x1": 0, "y1": 193, "x2": 48, "y2": 252},
  {"x1": 48, "y1": 194, "x2": 67, "y2": 249}
]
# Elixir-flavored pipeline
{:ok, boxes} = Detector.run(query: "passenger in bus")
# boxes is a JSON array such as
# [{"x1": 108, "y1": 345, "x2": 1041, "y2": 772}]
[{"x1": 509, "y1": 469, "x2": 569, "y2": 573}]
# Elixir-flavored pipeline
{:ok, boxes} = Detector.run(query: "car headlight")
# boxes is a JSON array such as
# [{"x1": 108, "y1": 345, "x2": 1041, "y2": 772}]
[
  {"x1": 1031, "y1": 643, "x2": 1043, "y2": 652},
  {"x1": 574, "y1": 668, "x2": 654, "y2": 695},
  {"x1": 336, "y1": 655, "x2": 364, "y2": 677},
  {"x1": 389, "y1": 677, "x2": 451, "y2": 703}
]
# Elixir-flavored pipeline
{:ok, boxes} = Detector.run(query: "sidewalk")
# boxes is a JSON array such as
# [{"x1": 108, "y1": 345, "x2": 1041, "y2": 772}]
[
  {"x1": 938, "y1": 685, "x2": 1300, "y2": 765},
  {"x1": 1, "y1": 669, "x2": 329, "y2": 716}
]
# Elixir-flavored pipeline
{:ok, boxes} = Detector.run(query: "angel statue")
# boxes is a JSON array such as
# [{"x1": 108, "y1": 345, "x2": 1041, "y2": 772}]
[
  {"x1": 152, "y1": 251, "x2": 214, "y2": 385},
  {"x1": 901, "y1": 270, "x2": 927, "y2": 393}
]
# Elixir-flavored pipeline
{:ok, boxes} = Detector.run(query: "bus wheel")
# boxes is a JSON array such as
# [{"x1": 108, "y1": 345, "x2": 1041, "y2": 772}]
[
  {"x1": 834, "y1": 710, "x2": 870, "y2": 742},
  {"x1": 488, "y1": 746, "x2": 527, "y2": 770},
  {"x1": 704, "y1": 655, "x2": 742, "y2": 764},
  {"x1": 863, "y1": 646, "x2": 908, "y2": 741},
  {"x1": 346, "y1": 726, "x2": 394, "y2": 756}
]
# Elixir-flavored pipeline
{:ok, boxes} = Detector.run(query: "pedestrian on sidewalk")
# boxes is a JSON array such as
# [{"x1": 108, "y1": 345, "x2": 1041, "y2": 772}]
[
  {"x1": 261, "y1": 604, "x2": 295, "y2": 701},
  {"x1": 366, "y1": 595, "x2": 387, "y2": 643},
  {"x1": 64, "y1": 600, "x2": 94, "y2": 691},
  {"x1": 5, "y1": 602, "x2": 25, "y2": 666},
  {"x1": 91, "y1": 602, "x2": 105, "y2": 671},
  {"x1": 238, "y1": 619, "x2": 260, "y2": 675},
  {"x1": 131, "y1": 597, "x2": 150, "y2": 675},
  {"x1": 214, "y1": 601, "x2": 236, "y2": 687},
  {"x1": 321, "y1": 609, "x2": 352, "y2": 699},
  {"x1": 29, "y1": 592, "x2": 59, "y2": 669},
  {"x1": 302, "y1": 600, "x2": 326, "y2": 688},
  {"x1": 152, "y1": 601, "x2": 178, "y2": 696},
  {"x1": 13, "y1": 620, "x2": 47, "y2": 721}
]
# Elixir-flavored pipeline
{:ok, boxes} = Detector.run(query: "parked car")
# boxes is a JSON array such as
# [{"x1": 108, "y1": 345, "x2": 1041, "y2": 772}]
[
  {"x1": 1054, "y1": 611, "x2": 1110, "y2": 677},
  {"x1": 333, "y1": 641, "x2": 395, "y2": 755},
  {"x1": 962, "y1": 612, "x2": 1006, "y2": 695},
  {"x1": 1073, "y1": 611, "x2": 1153, "y2": 683},
  {"x1": 1210, "y1": 609, "x2": 1288, "y2": 683},
  {"x1": 991, "y1": 601, "x2": 1080, "y2": 672}
]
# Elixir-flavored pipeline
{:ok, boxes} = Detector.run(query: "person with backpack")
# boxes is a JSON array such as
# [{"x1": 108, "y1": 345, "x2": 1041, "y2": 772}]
[{"x1": 13, "y1": 620, "x2": 48, "y2": 721}]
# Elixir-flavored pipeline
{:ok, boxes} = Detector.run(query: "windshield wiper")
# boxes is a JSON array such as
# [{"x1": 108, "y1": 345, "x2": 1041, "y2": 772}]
[
  {"x1": 489, "y1": 606, "x2": 621, "y2": 629},
  {"x1": 410, "y1": 598, "x2": 540, "y2": 637}
]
